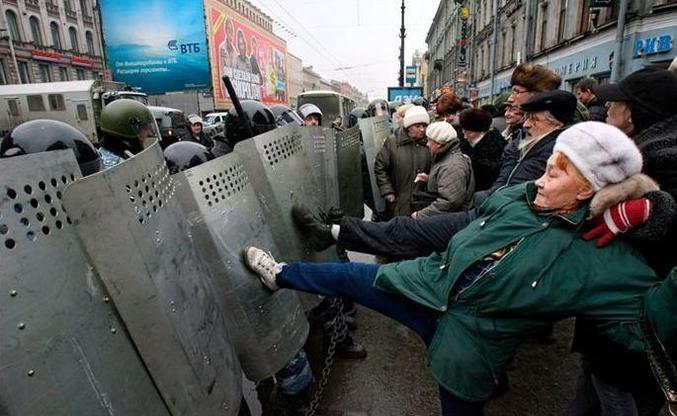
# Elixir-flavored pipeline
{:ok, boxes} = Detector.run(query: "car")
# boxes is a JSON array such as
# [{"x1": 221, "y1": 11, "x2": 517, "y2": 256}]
[{"x1": 203, "y1": 112, "x2": 229, "y2": 126}]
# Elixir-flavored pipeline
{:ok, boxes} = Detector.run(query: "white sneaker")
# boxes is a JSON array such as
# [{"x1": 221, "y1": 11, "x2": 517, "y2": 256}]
[{"x1": 243, "y1": 246, "x2": 281, "y2": 291}]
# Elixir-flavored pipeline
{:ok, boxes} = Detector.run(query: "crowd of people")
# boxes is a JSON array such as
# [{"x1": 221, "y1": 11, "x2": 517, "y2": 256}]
[
  {"x1": 245, "y1": 62, "x2": 677, "y2": 415},
  {"x1": 2, "y1": 57, "x2": 677, "y2": 415}
]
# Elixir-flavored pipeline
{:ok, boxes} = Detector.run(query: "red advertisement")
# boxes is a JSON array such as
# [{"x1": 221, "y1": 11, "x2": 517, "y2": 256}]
[{"x1": 205, "y1": 0, "x2": 288, "y2": 108}]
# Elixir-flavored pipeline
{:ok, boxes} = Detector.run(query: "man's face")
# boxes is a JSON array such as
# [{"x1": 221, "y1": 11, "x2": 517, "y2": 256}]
[
  {"x1": 237, "y1": 33, "x2": 247, "y2": 55},
  {"x1": 522, "y1": 110, "x2": 561, "y2": 139},
  {"x1": 406, "y1": 123, "x2": 427, "y2": 141},
  {"x1": 507, "y1": 85, "x2": 536, "y2": 106},
  {"x1": 605, "y1": 101, "x2": 634, "y2": 136},
  {"x1": 445, "y1": 112, "x2": 459, "y2": 125},
  {"x1": 426, "y1": 139, "x2": 442, "y2": 154},
  {"x1": 190, "y1": 123, "x2": 202, "y2": 135},
  {"x1": 304, "y1": 115, "x2": 320, "y2": 126},
  {"x1": 575, "y1": 88, "x2": 594, "y2": 105},
  {"x1": 504, "y1": 105, "x2": 525, "y2": 125},
  {"x1": 534, "y1": 153, "x2": 591, "y2": 211}
]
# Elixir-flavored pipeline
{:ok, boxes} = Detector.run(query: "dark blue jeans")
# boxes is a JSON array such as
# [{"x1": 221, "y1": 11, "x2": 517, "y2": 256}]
[{"x1": 278, "y1": 261, "x2": 485, "y2": 416}]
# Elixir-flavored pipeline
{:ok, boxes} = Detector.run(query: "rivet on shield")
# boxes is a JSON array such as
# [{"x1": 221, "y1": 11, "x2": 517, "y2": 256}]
[
  {"x1": 27, "y1": 370, "x2": 35, "y2": 376},
  {"x1": 103, "y1": 296, "x2": 110, "y2": 303},
  {"x1": 10, "y1": 289, "x2": 17, "y2": 297},
  {"x1": 17, "y1": 322, "x2": 25, "y2": 330},
  {"x1": 110, "y1": 327, "x2": 117, "y2": 334}
]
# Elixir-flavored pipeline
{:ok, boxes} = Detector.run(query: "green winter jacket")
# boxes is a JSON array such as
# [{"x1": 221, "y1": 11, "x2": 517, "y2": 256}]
[{"x1": 374, "y1": 182, "x2": 659, "y2": 402}]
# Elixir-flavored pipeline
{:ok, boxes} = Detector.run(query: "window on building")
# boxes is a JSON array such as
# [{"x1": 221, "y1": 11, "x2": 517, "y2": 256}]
[
  {"x1": 50, "y1": 22, "x2": 62, "y2": 49},
  {"x1": 8, "y1": 99, "x2": 20, "y2": 116},
  {"x1": 59, "y1": 66, "x2": 69, "y2": 81},
  {"x1": 5, "y1": 10, "x2": 21, "y2": 41},
  {"x1": 76, "y1": 68, "x2": 85, "y2": 80},
  {"x1": 76, "y1": 104, "x2": 88, "y2": 120},
  {"x1": 500, "y1": 31, "x2": 506, "y2": 67},
  {"x1": 38, "y1": 64, "x2": 51, "y2": 83},
  {"x1": 29, "y1": 16, "x2": 43, "y2": 45},
  {"x1": 69, "y1": 27, "x2": 79, "y2": 52},
  {"x1": 80, "y1": 0, "x2": 89, "y2": 15},
  {"x1": 510, "y1": 25, "x2": 517, "y2": 64},
  {"x1": 538, "y1": 2, "x2": 549, "y2": 51},
  {"x1": 85, "y1": 31, "x2": 95, "y2": 55},
  {"x1": 577, "y1": 0, "x2": 591, "y2": 34},
  {"x1": 0, "y1": 61, "x2": 6, "y2": 85},
  {"x1": 65, "y1": 0, "x2": 73, "y2": 11},
  {"x1": 557, "y1": 0, "x2": 567, "y2": 43},
  {"x1": 27, "y1": 94, "x2": 46, "y2": 111},
  {"x1": 48, "y1": 94, "x2": 65, "y2": 111},
  {"x1": 17, "y1": 61, "x2": 30, "y2": 83}
]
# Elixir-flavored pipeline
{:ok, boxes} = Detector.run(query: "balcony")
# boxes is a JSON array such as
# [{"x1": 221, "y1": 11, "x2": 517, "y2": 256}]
[{"x1": 46, "y1": 2, "x2": 59, "y2": 16}]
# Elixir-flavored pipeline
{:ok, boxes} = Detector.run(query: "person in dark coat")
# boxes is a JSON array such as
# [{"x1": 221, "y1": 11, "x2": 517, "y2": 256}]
[
  {"x1": 575, "y1": 77, "x2": 606, "y2": 122},
  {"x1": 374, "y1": 105, "x2": 432, "y2": 217},
  {"x1": 411, "y1": 121, "x2": 474, "y2": 218},
  {"x1": 501, "y1": 104, "x2": 525, "y2": 143},
  {"x1": 294, "y1": 89, "x2": 576, "y2": 261},
  {"x1": 458, "y1": 108, "x2": 507, "y2": 191},
  {"x1": 182, "y1": 115, "x2": 214, "y2": 150}
]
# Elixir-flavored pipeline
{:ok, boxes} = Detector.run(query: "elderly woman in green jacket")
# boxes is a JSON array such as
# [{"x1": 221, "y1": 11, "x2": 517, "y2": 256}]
[{"x1": 243, "y1": 121, "x2": 661, "y2": 415}]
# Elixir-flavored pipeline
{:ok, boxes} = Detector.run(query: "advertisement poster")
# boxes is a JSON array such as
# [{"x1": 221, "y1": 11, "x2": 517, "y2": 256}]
[
  {"x1": 100, "y1": 0, "x2": 211, "y2": 94},
  {"x1": 205, "y1": 0, "x2": 288, "y2": 107},
  {"x1": 388, "y1": 87, "x2": 424, "y2": 103}
]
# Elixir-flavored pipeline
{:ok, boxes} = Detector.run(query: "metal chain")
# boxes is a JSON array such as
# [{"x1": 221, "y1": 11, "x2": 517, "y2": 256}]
[{"x1": 305, "y1": 298, "x2": 345, "y2": 416}]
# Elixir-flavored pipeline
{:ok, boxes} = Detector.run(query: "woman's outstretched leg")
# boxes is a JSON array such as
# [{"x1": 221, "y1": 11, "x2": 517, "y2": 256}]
[{"x1": 243, "y1": 247, "x2": 439, "y2": 344}]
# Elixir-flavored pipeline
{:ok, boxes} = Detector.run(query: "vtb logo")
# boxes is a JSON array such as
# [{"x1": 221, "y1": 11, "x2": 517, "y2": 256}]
[{"x1": 168, "y1": 40, "x2": 200, "y2": 54}]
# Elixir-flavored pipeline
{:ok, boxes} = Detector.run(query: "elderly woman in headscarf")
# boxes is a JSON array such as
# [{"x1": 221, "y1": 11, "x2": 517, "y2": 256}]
[{"x1": 244, "y1": 121, "x2": 661, "y2": 415}]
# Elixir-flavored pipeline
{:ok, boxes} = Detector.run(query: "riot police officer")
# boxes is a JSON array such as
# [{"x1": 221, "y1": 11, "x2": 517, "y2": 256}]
[
  {"x1": 1, "y1": 119, "x2": 102, "y2": 176},
  {"x1": 348, "y1": 107, "x2": 368, "y2": 129},
  {"x1": 99, "y1": 99, "x2": 160, "y2": 168},
  {"x1": 367, "y1": 99, "x2": 390, "y2": 119},
  {"x1": 270, "y1": 104, "x2": 305, "y2": 127},
  {"x1": 215, "y1": 100, "x2": 278, "y2": 157},
  {"x1": 298, "y1": 103, "x2": 323, "y2": 126},
  {"x1": 163, "y1": 141, "x2": 214, "y2": 175}
]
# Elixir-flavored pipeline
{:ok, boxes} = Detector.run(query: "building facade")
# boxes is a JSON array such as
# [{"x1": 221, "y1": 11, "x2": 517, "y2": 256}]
[
  {"x1": 287, "y1": 52, "x2": 303, "y2": 107},
  {"x1": 0, "y1": 0, "x2": 105, "y2": 85},
  {"x1": 427, "y1": 0, "x2": 677, "y2": 102}
]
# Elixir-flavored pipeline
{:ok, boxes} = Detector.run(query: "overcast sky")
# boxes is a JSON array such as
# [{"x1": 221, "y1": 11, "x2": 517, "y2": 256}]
[{"x1": 246, "y1": 0, "x2": 440, "y2": 100}]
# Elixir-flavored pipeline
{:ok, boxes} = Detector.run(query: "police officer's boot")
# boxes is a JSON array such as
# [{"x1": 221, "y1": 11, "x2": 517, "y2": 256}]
[
  {"x1": 335, "y1": 334, "x2": 367, "y2": 360},
  {"x1": 291, "y1": 204, "x2": 335, "y2": 251}
]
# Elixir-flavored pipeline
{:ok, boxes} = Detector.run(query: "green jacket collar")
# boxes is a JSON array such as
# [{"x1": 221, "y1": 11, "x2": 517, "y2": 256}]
[{"x1": 524, "y1": 182, "x2": 590, "y2": 226}]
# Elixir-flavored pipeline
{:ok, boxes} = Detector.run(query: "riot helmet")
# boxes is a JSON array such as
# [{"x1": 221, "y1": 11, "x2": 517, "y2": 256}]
[
  {"x1": 163, "y1": 141, "x2": 214, "y2": 175},
  {"x1": 298, "y1": 103, "x2": 323, "y2": 126},
  {"x1": 348, "y1": 107, "x2": 368, "y2": 128},
  {"x1": 223, "y1": 100, "x2": 277, "y2": 146},
  {"x1": 1, "y1": 119, "x2": 102, "y2": 176},
  {"x1": 100, "y1": 99, "x2": 160, "y2": 155},
  {"x1": 270, "y1": 104, "x2": 304, "y2": 127},
  {"x1": 367, "y1": 99, "x2": 390, "y2": 118}
]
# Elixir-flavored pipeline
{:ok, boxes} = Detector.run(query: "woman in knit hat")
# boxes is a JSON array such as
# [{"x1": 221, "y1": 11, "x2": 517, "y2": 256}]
[
  {"x1": 410, "y1": 121, "x2": 475, "y2": 219},
  {"x1": 244, "y1": 121, "x2": 662, "y2": 415},
  {"x1": 374, "y1": 105, "x2": 432, "y2": 217}
]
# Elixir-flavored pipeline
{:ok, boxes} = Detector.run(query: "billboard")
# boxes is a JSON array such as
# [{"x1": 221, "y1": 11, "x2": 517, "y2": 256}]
[
  {"x1": 99, "y1": 0, "x2": 211, "y2": 94},
  {"x1": 205, "y1": 0, "x2": 288, "y2": 108},
  {"x1": 388, "y1": 87, "x2": 424, "y2": 103}
]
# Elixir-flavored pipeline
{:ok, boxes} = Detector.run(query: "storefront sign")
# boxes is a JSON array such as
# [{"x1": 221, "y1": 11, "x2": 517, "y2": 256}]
[
  {"x1": 553, "y1": 56, "x2": 598, "y2": 77},
  {"x1": 31, "y1": 50, "x2": 61, "y2": 63},
  {"x1": 71, "y1": 56, "x2": 94, "y2": 67},
  {"x1": 633, "y1": 34, "x2": 674, "y2": 58},
  {"x1": 458, "y1": 6, "x2": 470, "y2": 68}
]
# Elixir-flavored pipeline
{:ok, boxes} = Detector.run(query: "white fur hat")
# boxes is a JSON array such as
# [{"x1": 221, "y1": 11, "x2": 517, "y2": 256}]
[
  {"x1": 553, "y1": 121, "x2": 643, "y2": 191},
  {"x1": 426, "y1": 121, "x2": 458, "y2": 144},
  {"x1": 403, "y1": 105, "x2": 430, "y2": 128}
]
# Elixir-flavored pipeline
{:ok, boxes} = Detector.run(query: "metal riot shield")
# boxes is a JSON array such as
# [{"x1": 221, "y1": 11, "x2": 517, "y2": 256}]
[
  {"x1": 61, "y1": 143, "x2": 242, "y2": 416},
  {"x1": 234, "y1": 124, "x2": 329, "y2": 262},
  {"x1": 0, "y1": 151, "x2": 169, "y2": 416},
  {"x1": 172, "y1": 152, "x2": 309, "y2": 382},
  {"x1": 300, "y1": 126, "x2": 340, "y2": 212},
  {"x1": 359, "y1": 115, "x2": 391, "y2": 213},
  {"x1": 335, "y1": 125, "x2": 365, "y2": 218}
]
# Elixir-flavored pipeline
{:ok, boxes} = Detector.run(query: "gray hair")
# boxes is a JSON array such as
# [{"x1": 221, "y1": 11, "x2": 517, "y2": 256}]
[{"x1": 543, "y1": 110, "x2": 564, "y2": 126}]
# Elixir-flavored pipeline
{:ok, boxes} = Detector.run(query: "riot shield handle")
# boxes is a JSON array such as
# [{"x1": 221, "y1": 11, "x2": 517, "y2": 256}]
[{"x1": 222, "y1": 75, "x2": 255, "y2": 139}]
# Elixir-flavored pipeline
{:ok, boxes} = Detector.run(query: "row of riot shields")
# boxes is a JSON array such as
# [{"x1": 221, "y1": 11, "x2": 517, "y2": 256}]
[{"x1": 0, "y1": 119, "x2": 385, "y2": 415}]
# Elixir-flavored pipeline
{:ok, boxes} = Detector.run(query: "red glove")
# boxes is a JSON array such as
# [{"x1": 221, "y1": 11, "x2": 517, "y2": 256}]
[{"x1": 582, "y1": 198, "x2": 652, "y2": 247}]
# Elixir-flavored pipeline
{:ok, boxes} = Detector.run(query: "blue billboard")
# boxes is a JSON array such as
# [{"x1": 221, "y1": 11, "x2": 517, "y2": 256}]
[
  {"x1": 388, "y1": 86, "x2": 424, "y2": 103},
  {"x1": 100, "y1": 0, "x2": 211, "y2": 94}
]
